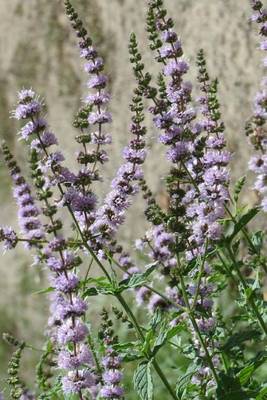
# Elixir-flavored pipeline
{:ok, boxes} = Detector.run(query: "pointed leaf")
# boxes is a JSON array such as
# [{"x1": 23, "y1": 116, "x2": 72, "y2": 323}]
[
  {"x1": 134, "y1": 361, "x2": 154, "y2": 400},
  {"x1": 227, "y1": 207, "x2": 260, "y2": 242}
]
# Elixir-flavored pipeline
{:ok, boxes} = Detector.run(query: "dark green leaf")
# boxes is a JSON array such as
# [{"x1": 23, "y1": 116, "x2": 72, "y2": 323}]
[
  {"x1": 134, "y1": 361, "x2": 154, "y2": 400},
  {"x1": 176, "y1": 366, "x2": 198, "y2": 399},
  {"x1": 227, "y1": 207, "x2": 260, "y2": 242},
  {"x1": 149, "y1": 308, "x2": 163, "y2": 330},
  {"x1": 249, "y1": 231, "x2": 264, "y2": 254},
  {"x1": 152, "y1": 324, "x2": 184, "y2": 355},
  {"x1": 217, "y1": 373, "x2": 257, "y2": 400},
  {"x1": 238, "y1": 351, "x2": 267, "y2": 385},
  {"x1": 222, "y1": 329, "x2": 261, "y2": 353},
  {"x1": 119, "y1": 262, "x2": 158, "y2": 291},
  {"x1": 82, "y1": 287, "x2": 98, "y2": 297}
]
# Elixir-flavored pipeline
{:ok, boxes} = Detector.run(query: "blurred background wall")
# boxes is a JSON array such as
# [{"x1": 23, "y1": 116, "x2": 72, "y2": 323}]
[{"x1": 0, "y1": 0, "x2": 262, "y2": 386}]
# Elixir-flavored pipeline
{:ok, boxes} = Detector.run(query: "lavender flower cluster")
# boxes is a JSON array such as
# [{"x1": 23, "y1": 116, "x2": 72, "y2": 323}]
[
  {"x1": 1, "y1": 1, "x2": 267, "y2": 399},
  {"x1": 247, "y1": 0, "x2": 267, "y2": 210}
]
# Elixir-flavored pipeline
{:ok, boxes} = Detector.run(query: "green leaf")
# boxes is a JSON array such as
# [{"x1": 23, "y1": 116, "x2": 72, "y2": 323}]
[
  {"x1": 33, "y1": 286, "x2": 54, "y2": 295},
  {"x1": 256, "y1": 386, "x2": 267, "y2": 400},
  {"x1": 82, "y1": 287, "x2": 98, "y2": 297},
  {"x1": 176, "y1": 366, "x2": 198, "y2": 399},
  {"x1": 113, "y1": 342, "x2": 143, "y2": 362},
  {"x1": 238, "y1": 364, "x2": 256, "y2": 386},
  {"x1": 227, "y1": 207, "x2": 260, "y2": 242},
  {"x1": 142, "y1": 329, "x2": 155, "y2": 355},
  {"x1": 149, "y1": 308, "x2": 163, "y2": 330},
  {"x1": 82, "y1": 277, "x2": 117, "y2": 297},
  {"x1": 222, "y1": 329, "x2": 261, "y2": 353},
  {"x1": 134, "y1": 361, "x2": 154, "y2": 400},
  {"x1": 234, "y1": 176, "x2": 246, "y2": 202},
  {"x1": 238, "y1": 351, "x2": 267, "y2": 385},
  {"x1": 113, "y1": 341, "x2": 139, "y2": 351},
  {"x1": 216, "y1": 373, "x2": 257, "y2": 400},
  {"x1": 119, "y1": 262, "x2": 158, "y2": 291},
  {"x1": 152, "y1": 324, "x2": 184, "y2": 355},
  {"x1": 249, "y1": 231, "x2": 264, "y2": 254}
]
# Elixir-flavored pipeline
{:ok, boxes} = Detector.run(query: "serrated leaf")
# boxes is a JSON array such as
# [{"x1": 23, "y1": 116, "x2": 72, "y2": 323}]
[
  {"x1": 176, "y1": 367, "x2": 198, "y2": 399},
  {"x1": 119, "y1": 262, "x2": 158, "y2": 291},
  {"x1": 238, "y1": 351, "x2": 267, "y2": 385},
  {"x1": 134, "y1": 361, "x2": 154, "y2": 400},
  {"x1": 152, "y1": 324, "x2": 184, "y2": 355},
  {"x1": 149, "y1": 308, "x2": 163, "y2": 330},
  {"x1": 249, "y1": 231, "x2": 264, "y2": 255}
]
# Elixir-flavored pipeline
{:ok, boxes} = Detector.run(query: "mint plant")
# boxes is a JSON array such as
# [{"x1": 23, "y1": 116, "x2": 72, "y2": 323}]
[{"x1": 0, "y1": 1, "x2": 267, "y2": 399}]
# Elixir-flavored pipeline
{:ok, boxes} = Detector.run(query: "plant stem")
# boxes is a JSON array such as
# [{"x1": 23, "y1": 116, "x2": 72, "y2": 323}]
[
  {"x1": 87, "y1": 329, "x2": 102, "y2": 376},
  {"x1": 176, "y1": 254, "x2": 220, "y2": 385},
  {"x1": 62, "y1": 205, "x2": 177, "y2": 398},
  {"x1": 108, "y1": 252, "x2": 187, "y2": 311},
  {"x1": 192, "y1": 240, "x2": 208, "y2": 309},
  {"x1": 83, "y1": 257, "x2": 94, "y2": 292},
  {"x1": 152, "y1": 359, "x2": 178, "y2": 400},
  {"x1": 116, "y1": 293, "x2": 178, "y2": 400},
  {"x1": 225, "y1": 204, "x2": 267, "y2": 274},
  {"x1": 226, "y1": 245, "x2": 267, "y2": 335}
]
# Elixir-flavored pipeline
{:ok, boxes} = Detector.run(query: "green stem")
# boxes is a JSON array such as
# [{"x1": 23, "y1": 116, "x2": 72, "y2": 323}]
[
  {"x1": 216, "y1": 248, "x2": 238, "y2": 283},
  {"x1": 177, "y1": 257, "x2": 220, "y2": 385},
  {"x1": 108, "y1": 252, "x2": 187, "y2": 311},
  {"x1": 45, "y1": 155, "x2": 177, "y2": 398},
  {"x1": 192, "y1": 241, "x2": 208, "y2": 309},
  {"x1": 82, "y1": 258, "x2": 94, "y2": 292},
  {"x1": 116, "y1": 293, "x2": 178, "y2": 400},
  {"x1": 116, "y1": 293, "x2": 145, "y2": 340},
  {"x1": 152, "y1": 359, "x2": 178, "y2": 400},
  {"x1": 63, "y1": 210, "x2": 177, "y2": 398},
  {"x1": 226, "y1": 245, "x2": 267, "y2": 335},
  {"x1": 225, "y1": 204, "x2": 267, "y2": 274},
  {"x1": 87, "y1": 330, "x2": 102, "y2": 376}
]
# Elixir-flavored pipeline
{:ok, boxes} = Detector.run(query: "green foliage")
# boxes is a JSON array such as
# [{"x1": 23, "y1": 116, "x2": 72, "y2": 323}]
[
  {"x1": 83, "y1": 262, "x2": 158, "y2": 297},
  {"x1": 134, "y1": 361, "x2": 154, "y2": 400}
]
